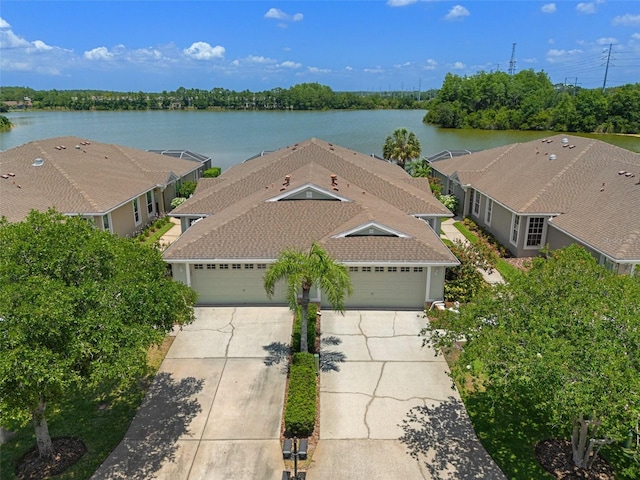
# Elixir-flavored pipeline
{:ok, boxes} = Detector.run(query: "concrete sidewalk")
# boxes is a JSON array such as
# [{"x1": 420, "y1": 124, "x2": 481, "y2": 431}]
[
  {"x1": 306, "y1": 311, "x2": 506, "y2": 479},
  {"x1": 91, "y1": 307, "x2": 292, "y2": 480},
  {"x1": 441, "y1": 218, "x2": 504, "y2": 285}
]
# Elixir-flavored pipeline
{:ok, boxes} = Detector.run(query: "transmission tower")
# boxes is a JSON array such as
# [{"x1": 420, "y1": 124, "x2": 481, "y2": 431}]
[
  {"x1": 508, "y1": 43, "x2": 517, "y2": 75},
  {"x1": 602, "y1": 43, "x2": 613, "y2": 93}
]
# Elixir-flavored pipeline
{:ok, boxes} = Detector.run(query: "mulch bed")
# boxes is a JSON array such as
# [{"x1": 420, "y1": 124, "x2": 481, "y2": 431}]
[
  {"x1": 536, "y1": 439, "x2": 614, "y2": 480},
  {"x1": 16, "y1": 437, "x2": 87, "y2": 480}
]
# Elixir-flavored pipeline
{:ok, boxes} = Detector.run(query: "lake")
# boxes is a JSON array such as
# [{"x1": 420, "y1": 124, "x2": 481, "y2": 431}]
[{"x1": 2, "y1": 110, "x2": 638, "y2": 171}]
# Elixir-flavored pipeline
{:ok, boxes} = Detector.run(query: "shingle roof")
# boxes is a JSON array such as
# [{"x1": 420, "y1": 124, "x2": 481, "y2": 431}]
[
  {"x1": 430, "y1": 134, "x2": 640, "y2": 261},
  {"x1": 0, "y1": 137, "x2": 200, "y2": 221},
  {"x1": 164, "y1": 138, "x2": 457, "y2": 264}
]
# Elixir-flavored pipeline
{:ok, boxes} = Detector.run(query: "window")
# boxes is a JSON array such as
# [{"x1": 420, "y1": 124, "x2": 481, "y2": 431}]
[
  {"x1": 306, "y1": 191, "x2": 313, "y2": 199},
  {"x1": 510, "y1": 214, "x2": 520, "y2": 246},
  {"x1": 349, "y1": 266, "x2": 358, "y2": 272},
  {"x1": 206, "y1": 264, "x2": 215, "y2": 270},
  {"x1": 194, "y1": 264, "x2": 204, "y2": 270},
  {"x1": 473, "y1": 191, "x2": 480, "y2": 217},
  {"x1": 146, "y1": 191, "x2": 154, "y2": 214},
  {"x1": 257, "y1": 264, "x2": 267, "y2": 270},
  {"x1": 219, "y1": 264, "x2": 229, "y2": 270},
  {"x1": 414, "y1": 267, "x2": 423, "y2": 273},
  {"x1": 375, "y1": 266, "x2": 384, "y2": 272},
  {"x1": 484, "y1": 199, "x2": 493, "y2": 226},
  {"x1": 362, "y1": 266, "x2": 372, "y2": 272},
  {"x1": 400, "y1": 267, "x2": 410, "y2": 272},
  {"x1": 387, "y1": 267, "x2": 397, "y2": 272},
  {"x1": 102, "y1": 214, "x2": 110, "y2": 232},
  {"x1": 133, "y1": 198, "x2": 141, "y2": 225},
  {"x1": 232, "y1": 264, "x2": 241, "y2": 270},
  {"x1": 526, "y1": 217, "x2": 545, "y2": 248},
  {"x1": 245, "y1": 264, "x2": 254, "y2": 269}
]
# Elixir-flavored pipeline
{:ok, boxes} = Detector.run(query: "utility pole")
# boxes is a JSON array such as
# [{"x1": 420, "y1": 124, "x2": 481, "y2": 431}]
[
  {"x1": 508, "y1": 43, "x2": 517, "y2": 75},
  {"x1": 602, "y1": 43, "x2": 613, "y2": 93},
  {"x1": 418, "y1": 77, "x2": 422, "y2": 101}
]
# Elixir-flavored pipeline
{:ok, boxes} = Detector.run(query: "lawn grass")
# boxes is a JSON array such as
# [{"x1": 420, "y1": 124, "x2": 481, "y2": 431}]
[
  {"x1": 141, "y1": 220, "x2": 175, "y2": 246},
  {"x1": 0, "y1": 337, "x2": 173, "y2": 480}
]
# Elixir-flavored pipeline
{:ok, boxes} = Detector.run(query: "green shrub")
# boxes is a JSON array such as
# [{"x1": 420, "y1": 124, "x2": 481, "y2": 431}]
[
  {"x1": 292, "y1": 304, "x2": 318, "y2": 353},
  {"x1": 170, "y1": 197, "x2": 186, "y2": 209},
  {"x1": 177, "y1": 181, "x2": 197, "y2": 198},
  {"x1": 203, "y1": 167, "x2": 221, "y2": 178},
  {"x1": 439, "y1": 194, "x2": 459, "y2": 213},
  {"x1": 284, "y1": 352, "x2": 316, "y2": 437}
]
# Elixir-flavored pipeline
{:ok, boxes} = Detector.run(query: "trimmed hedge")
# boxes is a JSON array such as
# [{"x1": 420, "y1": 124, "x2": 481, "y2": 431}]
[
  {"x1": 284, "y1": 352, "x2": 317, "y2": 437},
  {"x1": 292, "y1": 303, "x2": 318, "y2": 353}
]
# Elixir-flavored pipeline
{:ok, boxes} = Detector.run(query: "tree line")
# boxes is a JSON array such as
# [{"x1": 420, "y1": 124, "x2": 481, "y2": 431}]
[
  {"x1": 0, "y1": 83, "x2": 430, "y2": 112},
  {"x1": 423, "y1": 70, "x2": 640, "y2": 134}
]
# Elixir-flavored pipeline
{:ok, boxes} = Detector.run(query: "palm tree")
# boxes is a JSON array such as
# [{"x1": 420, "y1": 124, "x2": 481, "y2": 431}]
[
  {"x1": 382, "y1": 128, "x2": 422, "y2": 169},
  {"x1": 264, "y1": 243, "x2": 353, "y2": 353}
]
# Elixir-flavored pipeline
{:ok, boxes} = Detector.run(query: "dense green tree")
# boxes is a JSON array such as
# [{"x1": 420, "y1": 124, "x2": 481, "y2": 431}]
[
  {"x1": 0, "y1": 115, "x2": 11, "y2": 131},
  {"x1": 0, "y1": 209, "x2": 197, "y2": 458},
  {"x1": 424, "y1": 245, "x2": 640, "y2": 471},
  {"x1": 405, "y1": 159, "x2": 432, "y2": 178},
  {"x1": 382, "y1": 128, "x2": 422, "y2": 169},
  {"x1": 264, "y1": 243, "x2": 352, "y2": 353}
]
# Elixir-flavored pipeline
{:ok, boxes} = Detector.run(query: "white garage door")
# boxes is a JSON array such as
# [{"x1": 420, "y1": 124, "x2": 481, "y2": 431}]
[
  {"x1": 328, "y1": 265, "x2": 427, "y2": 310},
  {"x1": 191, "y1": 263, "x2": 288, "y2": 305}
]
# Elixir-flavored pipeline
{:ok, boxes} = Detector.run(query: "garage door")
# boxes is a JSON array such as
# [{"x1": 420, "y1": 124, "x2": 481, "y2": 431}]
[
  {"x1": 327, "y1": 265, "x2": 427, "y2": 310},
  {"x1": 191, "y1": 263, "x2": 288, "y2": 305}
]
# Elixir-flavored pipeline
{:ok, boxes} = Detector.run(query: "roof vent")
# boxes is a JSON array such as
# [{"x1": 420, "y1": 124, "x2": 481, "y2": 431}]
[
  {"x1": 548, "y1": 154, "x2": 557, "y2": 161},
  {"x1": 561, "y1": 137, "x2": 569, "y2": 145},
  {"x1": 32, "y1": 157, "x2": 44, "y2": 167}
]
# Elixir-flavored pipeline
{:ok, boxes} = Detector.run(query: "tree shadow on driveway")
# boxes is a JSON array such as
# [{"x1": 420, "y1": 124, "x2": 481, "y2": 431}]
[
  {"x1": 319, "y1": 336, "x2": 346, "y2": 372},
  {"x1": 399, "y1": 396, "x2": 506, "y2": 480},
  {"x1": 91, "y1": 372, "x2": 204, "y2": 480},
  {"x1": 263, "y1": 341, "x2": 291, "y2": 373}
]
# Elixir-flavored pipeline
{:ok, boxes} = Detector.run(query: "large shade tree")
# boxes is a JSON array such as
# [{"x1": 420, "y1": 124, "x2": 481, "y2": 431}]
[
  {"x1": 0, "y1": 209, "x2": 197, "y2": 459},
  {"x1": 264, "y1": 243, "x2": 353, "y2": 353},
  {"x1": 424, "y1": 245, "x2": 640, "y2": 471},
  {"x1": 382, "y1": 127, "x2": 422, "y2": 169}
]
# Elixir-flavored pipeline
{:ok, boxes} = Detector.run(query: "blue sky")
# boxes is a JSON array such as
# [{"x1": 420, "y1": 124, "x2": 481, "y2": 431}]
[{"x1": 1, "y1": 1, "x2": 638, "y2": 92}]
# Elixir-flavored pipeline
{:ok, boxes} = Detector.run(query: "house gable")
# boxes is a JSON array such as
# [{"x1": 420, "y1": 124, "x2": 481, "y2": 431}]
[{"x1": 334, "y1": 222, "x2": 409, "y2": 238}]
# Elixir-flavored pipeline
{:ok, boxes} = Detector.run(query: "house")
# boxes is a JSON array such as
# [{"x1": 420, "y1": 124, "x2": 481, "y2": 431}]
[
  {"x1": 0, "y1": 136, "x2": 202, "y2": 237},
  {"x1": 146, "y1": 149, "x2": 213, "y2": 172},
  {"x1": 163, "y1": 138, "x2": 459, "y2": 309},
  {"x1": 428, "y1": 134, "x2": 640, "y2": 275}
]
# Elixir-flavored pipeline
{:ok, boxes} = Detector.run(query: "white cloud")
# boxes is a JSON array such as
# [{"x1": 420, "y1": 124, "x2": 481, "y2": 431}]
[
  {"x1": 612, "y1": 14, "x2": 640, "y2": 26},
  {"x1": 246, "y1": 55, "x2": 274, "y2": 64},
  {"x1": 632, "y1": 33, "x2": 640, "y2": 40},
  {"x1": 84, "y1": 46, "x2": 114, "y2": 61},
  {"x1": 424, "y1": 58, "x2": 438, "y2": 70},
  {"x1": 345, "y1": 66, "x2": 353, "y2": 71},
  {"x1": 445, "y1": 5, "x2": 470, "y2": 21},
  {"x1": 307, "y1": 66, "x2": 330, "y2": 74},
  {"x1": 596, "y1": 37, "x2": 617, "y2": 45},
  {"x1": 541, "y1": 3, "x2": 556, "y2": 14},
  {"x1": 451, "y1": 61, "x2": 466, "y2": 69},
  {"x1": 279, "y1": 60, "x2": 301, "y2": 69},
  {"x1": 364, "y1": 66, "x2": 385, "y2": 74},
  {"x1": 32, "y1": 40, "x2": 53, "y2": 51},
  {"x1": 576, "y1": 2, "x2": 597, "y2": 14},
  {"x1": 394, "y1": 61, "x2": 413, "y2": 68},
  {"x1": 264, "y1": 8, "x2": 303, "y2": 22},
  {"x1": 183, "y1": 42, "x2": 225, "y2": 60},
  {"x1": 0, "y1": 17, "x2": 11, "y2": 29},
  {"x1": 546, "y1": 48, "x2": 583, "y2": 62},
  {"x1": 387, "y1": 0, "x2": 418, "y2": 6}
]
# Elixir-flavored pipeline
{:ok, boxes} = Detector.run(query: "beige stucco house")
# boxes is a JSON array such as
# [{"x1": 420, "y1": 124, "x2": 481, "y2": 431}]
[
  {"x1": 429, "y1": 134, "x2": 640, "y2": 275},
  {"x1": 0, "y1": 136, "x2": 202, "y2": 237},
  {"x1": 164, "y1": 138, "x2": 459, "y2": 309}
]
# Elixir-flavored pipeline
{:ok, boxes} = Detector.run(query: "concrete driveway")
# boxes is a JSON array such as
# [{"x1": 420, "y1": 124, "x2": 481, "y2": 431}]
[
  {"x1": 306, "y1": 310, "x2": 506, "y2": 480},
  {"x1": 91, "y1": 307, "x2": 292, "y2": 480}
]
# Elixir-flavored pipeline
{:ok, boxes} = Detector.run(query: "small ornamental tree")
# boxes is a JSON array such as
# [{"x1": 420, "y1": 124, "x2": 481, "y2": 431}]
[
  {"x1": 424, "y1": 245, "x2": 640, "y2": 471},
  {"x1": 0, "y1": 209, "x2": 197, "y2": 459}
]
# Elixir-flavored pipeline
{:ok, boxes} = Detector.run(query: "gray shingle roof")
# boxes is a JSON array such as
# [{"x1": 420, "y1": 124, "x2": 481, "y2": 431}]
[
  {"x1": 0, "y1": 137, "x2": 200, "y2": 221},
  {"x1": 164, "y1": 138, "x2": 457, "y2": 264}
]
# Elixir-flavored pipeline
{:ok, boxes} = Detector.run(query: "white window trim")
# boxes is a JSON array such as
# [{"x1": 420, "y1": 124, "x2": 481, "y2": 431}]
[
  {"x1": 146, "y1": 190, "x2": 155, "y2": 215},
  {"x1": 102, "y1": 213, "x2": 112, "y2": 233},
  {"x1": 484, "y1": 198, "x2": 493, "y2": 226},
  {"x1": 472, "y1": 190, "x2": 481, "y2": 217},
  {"x1": 524, "y1": 216, "x2": 547, "y2": 250},
  {"x1": 133, "y1": 198, "x2": 141, "y2": 226},
  {"x1": 510, "y1": 213, "x2": 520, "y2": 247}
]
